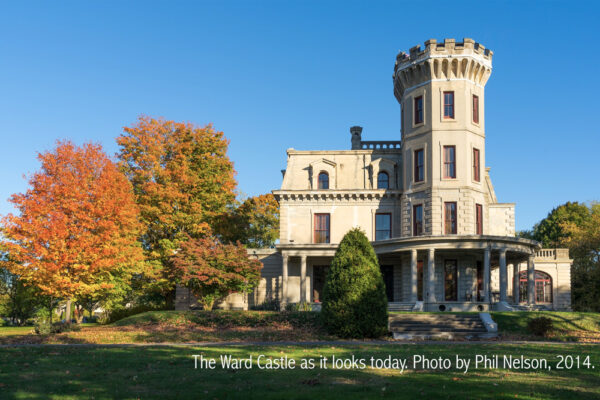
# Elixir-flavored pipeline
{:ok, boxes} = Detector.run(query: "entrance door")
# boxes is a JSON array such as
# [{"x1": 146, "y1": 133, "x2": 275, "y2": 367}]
[
  {"x1": 312, "y1": 266, "x2": 329, "y2": 303},
  {"x1": 417, "y1": 260, "x2": 424, "y2": 301},
  {"x1": 380, "y1": 265, "x2": 394, "y2": 302}
]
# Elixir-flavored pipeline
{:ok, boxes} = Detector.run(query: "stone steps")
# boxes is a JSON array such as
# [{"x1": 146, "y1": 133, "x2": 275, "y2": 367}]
[{"x1": 389, "y1": 313, "x2": 494, "y2": 339}]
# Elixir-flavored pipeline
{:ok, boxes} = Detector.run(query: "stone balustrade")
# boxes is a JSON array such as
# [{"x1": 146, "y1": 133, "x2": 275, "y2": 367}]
[
  {"x1": 360, "y1": 141, "x2": 402, "y2": 149},
  {"x1": 535, "y1": 248, "x2": 570, "y2": 260}
]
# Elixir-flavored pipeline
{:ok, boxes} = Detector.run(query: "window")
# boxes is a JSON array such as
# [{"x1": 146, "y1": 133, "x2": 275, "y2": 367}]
[
  {"x1": 472, "y1": 94, "x2": 479, "y2": 124},
  {"x1": 444, "y1": 202, "x2": 457, "y2": 234},
  {"x1": 413, "y1": 204, "x2": 423, "y2": 236},
  {"x1": 314, "y1": 213, "x2": 330, "y2": 243},
  {"x1": 443, "y1": 91, "x2": 454, "y2": 119},
  {"x1": 414, "y1": 96, "x2": 423, "y2": 124},
  {"x1": 519, "y1": 271, "x2": 553, "y2": 303},
  {"x1": 375, "y1": 213, "x2": 391, "y2": 240},
  {"x1": 476, "y1": 203, "x2": 483, "y2": 235},
  {"x1": 377, "y1": 171, "x2": 389, "y2": 189},
  {"x1": 318, "y1": 172, "x2": 329, "y2": 189},
  {"x1": 473, "y1": 148, "x2": 480, "y2": 182},
  {"x1": 443, "y1": 146, "x2": 456, "y2": 179},
  {"x1": 444, "y1": 260, "x2": 458, "y2": 301},
  {"x1": 414, "y1": 149, "x2": 424, "y2": 182},
  {"x1": 417, "y1": 260, "x2": 424, "y2": 301}
]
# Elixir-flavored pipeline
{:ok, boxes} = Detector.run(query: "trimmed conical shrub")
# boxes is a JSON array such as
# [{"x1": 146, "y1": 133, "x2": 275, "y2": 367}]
[{"x1": 321, "y1": 228, "x2": 388, "y2": 338}]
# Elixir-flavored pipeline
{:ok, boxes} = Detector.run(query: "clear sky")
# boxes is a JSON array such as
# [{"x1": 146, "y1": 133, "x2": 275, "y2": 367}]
[{"x1": 0, "y1": 1, "x2": 598, "y2": 231}]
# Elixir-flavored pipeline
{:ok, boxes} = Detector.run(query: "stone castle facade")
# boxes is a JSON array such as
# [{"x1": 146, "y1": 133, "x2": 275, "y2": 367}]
[{"x1": 176, "y1": 39, "x2": 572, "y2": 312}]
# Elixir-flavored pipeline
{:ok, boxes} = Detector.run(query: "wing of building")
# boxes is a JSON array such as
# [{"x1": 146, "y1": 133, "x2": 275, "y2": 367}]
[{"x1": 176, "y1": 38, "x2": 573, "y2": 312}]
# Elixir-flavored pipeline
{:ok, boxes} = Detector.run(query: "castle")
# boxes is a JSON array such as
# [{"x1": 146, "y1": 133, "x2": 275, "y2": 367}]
[{"x1": 177, "y1": 39, "x2": 572, "y2": 312}]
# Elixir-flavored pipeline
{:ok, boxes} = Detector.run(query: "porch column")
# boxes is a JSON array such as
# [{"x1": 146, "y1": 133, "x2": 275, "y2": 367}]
[
  {"x1": 513, "y1": 262, "x2": 520, "y2": 304},
  {"x1": 282, "y1": 253, "x2": 288, "y2": 305},
  {"x1": 483, "y1": 248, "x2": 491, "y2": 303},
  {"x1": 499, "y1": 249, "x2": 508, "y2": 302},
  {"x1": 300, "y1": 255, "x2": 307, "y2": 303},
  {"x1": 426, "y1": 248, "x2": 436, "y2": 303},
  {"x1": 410, "y1": 249, "x2": 418, "y2": 302},
  {"x1": 527, "y1": 254, "x2": 536, "y2": 305}
]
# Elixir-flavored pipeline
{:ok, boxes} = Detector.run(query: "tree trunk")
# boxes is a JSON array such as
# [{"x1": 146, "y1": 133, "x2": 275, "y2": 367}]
[
  {"x1": 65, "y1": 299, "x2": 72, "y2": 324},
  {"x1": 49, "y1": 297, "x2": 53, "y2": 325}
]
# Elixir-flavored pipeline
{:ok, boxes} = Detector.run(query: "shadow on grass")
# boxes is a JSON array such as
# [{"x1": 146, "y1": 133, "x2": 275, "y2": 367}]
[{"x1": 0, "y1": 344, "x2": 598, "y2": 399}]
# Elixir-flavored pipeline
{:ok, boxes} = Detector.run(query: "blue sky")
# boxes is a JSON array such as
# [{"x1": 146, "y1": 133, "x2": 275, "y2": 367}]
[{"x1": 0, "y1": 1, "x2": 598, "y2": 231}]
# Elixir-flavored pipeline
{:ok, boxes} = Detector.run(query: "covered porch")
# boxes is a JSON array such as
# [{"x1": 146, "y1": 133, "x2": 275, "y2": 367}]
[{"x1": 277, "y1": 235, "x2": 547, "y2": 312}]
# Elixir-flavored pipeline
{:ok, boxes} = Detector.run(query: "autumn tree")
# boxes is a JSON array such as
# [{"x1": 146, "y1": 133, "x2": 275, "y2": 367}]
[
  {"x1": 215, "y1": 194, "x2": 279, "y2": 248},
  {"x1": 117, "y1": 116, "x2": 237, "y2": 293},
  {"x1": 170, "y1": 233, "x2": 262, "y2": 310},
  {"x1": 1, "y1": 141, "x2": 144, "y2": 322}
]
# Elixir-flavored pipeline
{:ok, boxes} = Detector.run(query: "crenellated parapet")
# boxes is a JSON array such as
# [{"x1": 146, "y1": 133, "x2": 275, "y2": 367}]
[{"x1": 393, "y1": 38, "x2": 493, "y2": 101}]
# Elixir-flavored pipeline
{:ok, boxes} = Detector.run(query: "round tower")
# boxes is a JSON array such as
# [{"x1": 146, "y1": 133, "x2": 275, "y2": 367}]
[{"x1": 393, "y1": 38, "x2": 493, "y2": 237}]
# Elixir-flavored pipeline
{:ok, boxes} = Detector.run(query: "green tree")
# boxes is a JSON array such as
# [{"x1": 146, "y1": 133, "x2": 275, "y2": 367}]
[
  {"x1": 321, "y1": 228, "x2": 388, "y2": 338},
  {"x1": 530, "y1": 202, "x2": 591, "y2": 247},
  {"x1": 215, "y1": 194, "x2": 279, "y2": 248},
  {"x1": 562, "y1": 203, "x2": 600, "y2": 311},
  {"x1": 0, "y1": 267, "x2": 44, "y2": 325}
]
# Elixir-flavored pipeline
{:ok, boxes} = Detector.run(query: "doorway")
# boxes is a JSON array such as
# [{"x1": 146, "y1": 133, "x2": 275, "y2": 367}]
[{"x1": 380, "y1": 265, "x2": 394, "y2": 302}]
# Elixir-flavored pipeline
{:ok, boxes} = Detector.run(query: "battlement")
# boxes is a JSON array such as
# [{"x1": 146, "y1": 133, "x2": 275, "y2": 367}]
[
  {"x1": 393, "y1": 38, "x2": 493, "y2": 101},
  {"x1": 395, "y1": 38, "x2": 493, "y2": 73}
]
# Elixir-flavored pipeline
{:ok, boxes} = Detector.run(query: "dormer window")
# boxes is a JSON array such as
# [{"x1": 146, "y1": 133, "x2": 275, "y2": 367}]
[
  {"x1": 377, "y1": 171, "x2": 389, "y2": 189},
  {"x1": 318, "y1": 172, "x2": 329, "y2": 189}
]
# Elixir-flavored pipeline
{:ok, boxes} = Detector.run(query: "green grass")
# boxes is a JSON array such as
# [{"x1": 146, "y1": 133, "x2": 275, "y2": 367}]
[
  {"x1": 490, "y1": 312, "x2": 600, "y2": 341},
  {"x1": 0, "y1": 343, "x2": 598, "y2": 399}
]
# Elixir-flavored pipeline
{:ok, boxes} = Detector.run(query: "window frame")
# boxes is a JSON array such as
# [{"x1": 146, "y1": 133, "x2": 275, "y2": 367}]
[
  {"x1": 414, "y1": 149, "x2": 424, "y2": 183},
  {"x1": 414, "y1": 95, "x2": 423, "y2": 125},
  {"x1": 377, "y1": 171, "x2": 390, "y2": 189},
  {"x1": 473, "y1": 147, "x2": 480, "y2": 182},
  {"x1": 317, "y1": 171, "x2": 329, "y2": 190},
  {"x1": 444, "y1": 202, "x2": 457, "y2": 235},
  {"x1": 375, "y1": 213, "x2": 392, "y2": 241},
  {"x1": 443, "y1": 91, "x2": 455, "y2": 119},
  {"x1": 472, "y1": 94, "x2": 479, "y2": 124},
  {"x1": 314, "y1": 213, "x2": 330, "y2": 244},
  {"x1": 443, "y1": 145, "x2": 456, "y2": 179},
  {"x1": 413, "y1": 204, "x2": 423, "y2": 236},
  {"x1": 476, "y1": 203, "x2": 483, "y2": 235}
]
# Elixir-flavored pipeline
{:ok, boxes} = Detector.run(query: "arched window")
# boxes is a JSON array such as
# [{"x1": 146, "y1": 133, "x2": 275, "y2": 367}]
[
  {"x1": 318, "y1": 172, "x2": 329, "y2": 189},
  {"x1": 519, "y1": 270, "x2": 553, "y2": 303},
  {"x1": 377, "y1": 171, "x2": 389, "y2": 189}
]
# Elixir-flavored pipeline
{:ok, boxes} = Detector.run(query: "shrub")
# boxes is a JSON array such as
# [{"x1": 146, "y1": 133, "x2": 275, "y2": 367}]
[
  {"x1": 284, "y1": 301, "x2": 312, "y2": 312},
  {"x1": 105, "y1": 305, "x2": 165, "y2": 324},
  {"x1": 250, "y1": 299, "x2": 280, "y2": 311},
  {"x1": 528, "y1": 316, "x2": 554, "y2": 337},
  {"x1": 321, "y1": 228, "x2": 388, "y2": 338},
  {"x1": 34, "y1": 321, "x2": 82, "y2": 335}
]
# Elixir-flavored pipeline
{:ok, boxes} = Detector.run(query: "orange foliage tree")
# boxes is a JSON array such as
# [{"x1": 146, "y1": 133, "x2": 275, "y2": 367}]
[
  {"x1": 170, "y1": 233, "x2": 262, "y2": 310},
  {"x1": 1, "y1": 141, "x2": 144, "y2": 321},
  {"x1": 117, "y1": 116, "x2": 236, "y2": 289}
]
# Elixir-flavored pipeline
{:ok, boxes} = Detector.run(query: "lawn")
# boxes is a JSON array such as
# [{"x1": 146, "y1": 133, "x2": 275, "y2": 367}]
[
  {"x1": 0, "y1": 343, "x2": 598, "y2": 399},
  {"x1": 0, "y1": 311, "x2": 599, "y2": 344},
  {"x1": 0, "y1": 311, "x2": 333, "y2": 345}
]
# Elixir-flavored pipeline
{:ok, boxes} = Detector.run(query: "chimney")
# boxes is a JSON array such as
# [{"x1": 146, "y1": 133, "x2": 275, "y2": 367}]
[{"x1": 350, "y1": 126, "x2": 363, "y2": 150}]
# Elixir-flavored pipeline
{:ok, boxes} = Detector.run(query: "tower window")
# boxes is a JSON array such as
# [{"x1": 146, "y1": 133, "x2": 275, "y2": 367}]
[
  {"x1": 375, "y1": 213, "x2": 391, "y2": 240},
  {"x1": 414, "y1": 149, "x2": 424, "y2": 182},
  {"x1": 444, "y1": 202, "x2": 457, "y2": 234},
  {"x1": 443, "y1": 146, "x2": 456, "y2": 179},
  {"x1": 377, "y1": 171, "x2": 389, "y2": 189},
  {"x1": 314, "y1": 213, "x2": 330, "y2": 243},
  {"x1": 413, "y1": 204, "x2": 423, "y2": 236},
  {"x1": 414, "y1": 96, "x2": 423, "y2": 124},
  {"x1": 443, "y1": 91, "x2": 454, "y2": 119},
  {"x1": 476, "y1": 203, "x2": 483, "y2": 235},
  {"x1": 318, "y1": 172, "x2": 329, "y2": 189},
  {"x1": 472, "y1": 94, "x2": 479, "y2": 124},
  {"x1": 473, "y1": 148, "x2": 480, "y2": 182}
]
